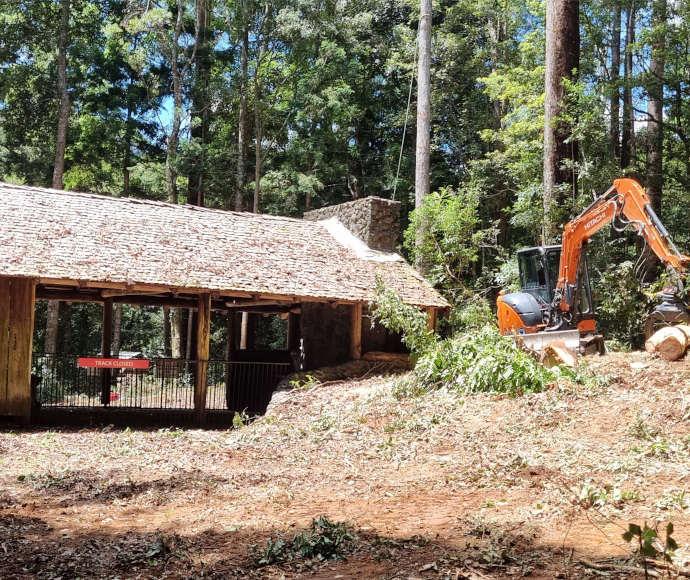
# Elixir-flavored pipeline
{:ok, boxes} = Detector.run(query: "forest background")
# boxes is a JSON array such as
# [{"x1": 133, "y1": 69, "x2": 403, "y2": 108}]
[{"x1": 0, "y1": 0, "x2": 686, "y2": 357}]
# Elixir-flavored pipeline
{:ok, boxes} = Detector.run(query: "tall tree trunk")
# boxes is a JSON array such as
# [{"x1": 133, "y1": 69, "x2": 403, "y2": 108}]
[
  {"x1": 241, "y1": 4, "x2": 270, "y2": 347},
  {"x1": 112, "y1": 304, "x2": 123, "y2": 357},
  {"x1": 234, "y1": 0, "x2": 249, "y2": 211},
  {"x1": 610, "y1": 2, "x2": 622, "y2": 161},
  {"x1": 53, "y1": 0, "x2": 70, "y2": 190},
  {"x1": 253, "y1": 80, "x2": 262, "y2": 214},
  {"x1": 61, "y1": 303, "x2": 72, "y2": 354},
  {"x1": 251, "y1": 2, "x2": 270, "y2": 214},
  {"x1": 621, "y1": 4, "x2": 636, "y2": 169},
  {"x1": 646, "y1": 0, "x2": 666, "y2": 214},
  {"x1": 123, "y1": 104, "x2": 133, "y2": 196},
  {"x1": 640, "y1": 0, "x2": 666, "y2": 279},
  {"x1": 171, "y1": 309, "x2": 183, "y2": 358},
  {"x1": 168, "y1": 0, "x2": 186, "y2": 357},
  {"x1": 163, "y1": 307, "x2": 172, "y2": 357},
  {"x1": 489, "y1": 13, "x2": 508, "y2": 246},
  {"x1": 415, "y1": 0, "x2": 432, "y2": 269},
  {"x1": 188, "y1": 0, "x2": 212, "y2": 207},
  {"x1": 46, "y1": 0, "x2": 71, "y2": 356},
  {"x1": 45, "y1": 303, "x2": 59, "y2": 354},
  {"x1": 543, "y1": 0, "x2": 580, "y2": 243},
  {"x1": 166, "y1": 0, "x2": 185, "y2": 206}
]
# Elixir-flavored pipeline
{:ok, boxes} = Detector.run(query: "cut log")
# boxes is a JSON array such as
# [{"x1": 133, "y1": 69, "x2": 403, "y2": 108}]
[
  {"x1": 645, "y1": 326, "x2": 688, "y2": 361},
  {"x1": 675, "y1": 324, "x2": 690, "y2": 342},
  {"x1": 539, "y1": 340, "x2": 578, "y2": 368}
]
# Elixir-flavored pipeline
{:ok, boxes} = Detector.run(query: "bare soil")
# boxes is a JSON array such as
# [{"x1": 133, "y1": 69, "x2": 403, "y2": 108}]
[{"x1": 2, "y1": 351, "x2": 690, "y2": 579}]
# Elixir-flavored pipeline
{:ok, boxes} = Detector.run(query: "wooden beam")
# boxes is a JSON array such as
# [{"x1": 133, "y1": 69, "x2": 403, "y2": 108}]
[
  {"x1": 36, "y1": 288, "x2": 102, "y2": 302},
  {"x1": 36, "y1": 277, "x2": 374, "y2": 308},
  {"x1": 101, "y1": 289, "x2": 166, "y2": 298},
  {"x1": 225, "y1": 299, "x2": 294, "y2": 308},
  {"x1": 0, "y1": 278, "x2": 10, "y2": 415},
  {"x1": 6, "y1": 279, "x2": 35, "y2": 422},
  {"x1": 194, "y1": 293, "x2": 211, "y2": 420},
  {"x1": 36, "y1": 287, "x2": 227, "y2": 311},
  {"x1": 350, "y1": 303, "x2": 362, "y2": 360},
  {"x1": 225, "y1": 304, "x2": 300, "y2": 314}
]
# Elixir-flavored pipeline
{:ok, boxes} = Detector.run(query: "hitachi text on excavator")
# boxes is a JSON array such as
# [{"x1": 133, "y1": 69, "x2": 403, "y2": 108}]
[{"x1": 497, "y1": 178, "x2": 690, "y2": 352}]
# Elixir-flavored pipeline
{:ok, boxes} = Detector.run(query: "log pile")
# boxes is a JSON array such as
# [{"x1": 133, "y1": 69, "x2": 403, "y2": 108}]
[{"x1": 645, "y1": 325, "x2": 690, "y2": 361}]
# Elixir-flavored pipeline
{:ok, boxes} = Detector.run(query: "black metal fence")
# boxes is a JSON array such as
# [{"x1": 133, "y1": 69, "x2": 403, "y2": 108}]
[{"x1": 31, "y1": 354, "x2": 292, "y2": 414}]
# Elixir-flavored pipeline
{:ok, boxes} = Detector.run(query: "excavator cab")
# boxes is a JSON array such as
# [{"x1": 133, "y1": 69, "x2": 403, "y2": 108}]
[
  {"x1": 517, "y1": 245, "x2": 562, "y2": 304},
  {"x1": 498, "y1": 245, "x2": 594, "y2": 338}
]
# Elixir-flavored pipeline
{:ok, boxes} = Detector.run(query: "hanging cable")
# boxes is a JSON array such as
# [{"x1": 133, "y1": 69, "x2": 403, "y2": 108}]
[{"x1": 392, "y1": 33, "x2": 418, "y2": 202}]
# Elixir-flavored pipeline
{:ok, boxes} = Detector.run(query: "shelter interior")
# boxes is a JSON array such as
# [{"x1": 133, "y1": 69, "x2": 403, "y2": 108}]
[{"x1": 0, "y1": 277, "x2": 430, "y2": 427}]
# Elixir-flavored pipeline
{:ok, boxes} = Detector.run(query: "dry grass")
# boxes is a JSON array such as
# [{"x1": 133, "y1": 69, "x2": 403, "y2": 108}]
[{"x1": 2, "y1": 351, "x2": 690, "y2": 578}]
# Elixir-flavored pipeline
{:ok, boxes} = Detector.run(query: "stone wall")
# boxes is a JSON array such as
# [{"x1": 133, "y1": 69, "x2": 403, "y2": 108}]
[
  {"x1": 303, "y1": 197, "x2": 401, "y2": 251},
  {"x1": 300, "y1": 302, "x2": 352, "y2": 369}
]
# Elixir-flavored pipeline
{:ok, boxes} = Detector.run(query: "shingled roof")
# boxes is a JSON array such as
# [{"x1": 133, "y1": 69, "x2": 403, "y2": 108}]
[{"x1": 0, "y1": 183, "x2": 448, "y2": 308}]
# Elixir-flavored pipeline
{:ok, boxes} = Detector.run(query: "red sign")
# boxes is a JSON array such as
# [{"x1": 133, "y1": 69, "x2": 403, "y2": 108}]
[{"x1": 78, "y1": 357, "x2": 150, "y2": 370}]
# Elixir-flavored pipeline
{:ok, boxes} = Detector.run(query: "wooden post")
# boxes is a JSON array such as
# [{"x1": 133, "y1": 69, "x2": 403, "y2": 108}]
[
  {"x1": 195, "y1": 293, "x2": 211, "y2": 420},
  {"x1": 0, "y1": 278, "x2": 10, "y2": 415},
  {"x1": 100, "y1": 298, "x2": 113, "y2": 405},
  {"x1": 0, "y1": 278, "x2": 36, "y2": 423},
  {"x1": 426, "y1": 307, "x2": 437, "y2": 333},
  {"x1": 350, "y1": 303, "x2": 362, "y2": 360}
]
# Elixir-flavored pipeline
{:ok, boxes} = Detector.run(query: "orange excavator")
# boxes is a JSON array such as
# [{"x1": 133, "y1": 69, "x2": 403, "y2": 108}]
[{"x1": 497, "y1": 178, "x2": 690, "y2": 352}]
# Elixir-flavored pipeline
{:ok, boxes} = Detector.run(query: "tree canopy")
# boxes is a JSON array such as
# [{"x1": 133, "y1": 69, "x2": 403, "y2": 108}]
[{"x1": 1, "y1": 0, "x2": 687, "y2": 349}]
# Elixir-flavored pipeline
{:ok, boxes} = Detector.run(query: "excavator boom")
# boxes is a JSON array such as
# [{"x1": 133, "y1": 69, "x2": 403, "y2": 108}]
[
  {"x1": 497, "y1": 177, "x2": 690, "y2": 351},
  {"x1": 554, "y1": 178, "x2": 690, "y2": 318}
]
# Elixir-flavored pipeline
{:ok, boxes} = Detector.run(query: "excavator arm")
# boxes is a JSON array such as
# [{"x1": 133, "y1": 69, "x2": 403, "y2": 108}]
[{"x1": 552, "y1": 177, "x2": 690, "y2": 321}]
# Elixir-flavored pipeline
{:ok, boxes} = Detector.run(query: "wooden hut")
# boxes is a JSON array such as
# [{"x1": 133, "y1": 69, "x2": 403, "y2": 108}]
[{"x1": 0, "y1": 183, "x2": 447, "y2": 426}]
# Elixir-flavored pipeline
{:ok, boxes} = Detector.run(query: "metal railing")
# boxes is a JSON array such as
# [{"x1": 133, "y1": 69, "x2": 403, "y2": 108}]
[{"x1": 32, "y1": 354, "x2": 292, "y2": 413}]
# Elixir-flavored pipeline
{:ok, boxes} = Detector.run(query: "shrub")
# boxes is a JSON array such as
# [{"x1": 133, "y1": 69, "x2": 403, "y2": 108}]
[
  {"x1": 371, "y1": 284, "x2": 570, "y2": 395},
  {"x1": 253, "y1": 517, "x2": 357, "y2": 565},
  {"x1": 414, "y1": 326, "x2": 561, "y2": 395},
  {"x1": 593, "y1": 261, "x2": 656, "y2": 348},
  {"x1": 369, "y1": 279, "x2": 434, "y2": 356}
]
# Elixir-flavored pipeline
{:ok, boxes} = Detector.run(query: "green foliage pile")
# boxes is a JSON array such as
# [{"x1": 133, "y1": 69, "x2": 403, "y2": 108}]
[
  {"x1": 254, "y1": 517, "x2": 357, "y2": 566},
  {"x1": 414, "y1": 326, "x2": 561, "y2": 395},
  {"x1": 371, "y1": 286, "x2": 568, "y2": 396}
]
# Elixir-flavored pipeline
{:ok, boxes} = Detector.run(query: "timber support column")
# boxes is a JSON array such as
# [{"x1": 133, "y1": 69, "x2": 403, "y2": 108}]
[
  {"x1": 0, "y1": 277, "x2": 36, "y2": 424},
  {"x1": 100, "y1": 298, "x2": 113, "y2": 405},
  {"x1": 350, "y1": 303, "x2": 362, "y2": 360},
  {"x1": 426, "y1": 307, "x2": 437, "y2": 333},
  {"x1": 195, "y1": 293, "x2": 211, "y2": 423}
]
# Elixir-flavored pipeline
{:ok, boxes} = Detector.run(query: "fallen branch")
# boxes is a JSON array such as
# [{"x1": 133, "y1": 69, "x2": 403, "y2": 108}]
[{"x1": 577, "y1": 558, "x2": 658, "y2": 577}]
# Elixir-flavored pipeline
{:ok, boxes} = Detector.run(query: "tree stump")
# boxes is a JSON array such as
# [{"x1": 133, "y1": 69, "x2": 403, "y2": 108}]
[{"x1": 645, "y1": 326, "x2": 689, "y2": 361}]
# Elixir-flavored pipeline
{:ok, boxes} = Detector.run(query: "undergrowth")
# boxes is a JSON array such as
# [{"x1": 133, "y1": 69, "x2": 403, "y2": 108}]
[
  {"x1": 253, "y1": 516, "x2": 357, "y2": 566},
  {"x1": 372, "y1": 282, "x2": 590, "y2": 396},
  {"x1": 414, "y1": 326, "x2": 565, "y2": 394}
]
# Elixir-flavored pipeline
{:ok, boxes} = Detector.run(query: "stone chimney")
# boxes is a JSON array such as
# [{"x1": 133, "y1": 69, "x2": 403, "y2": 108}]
[{"x1": 303, "y1": 197, "x2": 401, "y2": 252}]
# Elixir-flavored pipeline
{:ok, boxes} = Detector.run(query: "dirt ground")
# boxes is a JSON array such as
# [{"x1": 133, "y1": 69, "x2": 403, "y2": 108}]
[{"x1": 2, "y1": 351, "x2": 690, "y2": 579}]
